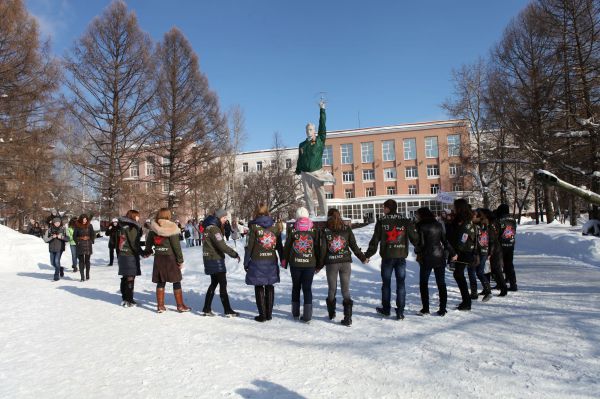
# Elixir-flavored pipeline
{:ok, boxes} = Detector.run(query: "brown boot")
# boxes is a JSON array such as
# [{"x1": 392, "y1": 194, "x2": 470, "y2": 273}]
[
  {"x1": 174, "y1": 289, "x2": 190, "y2": 313},
  {"x1": 156, "y1": 287, "x2": 167, "y2": 313}
]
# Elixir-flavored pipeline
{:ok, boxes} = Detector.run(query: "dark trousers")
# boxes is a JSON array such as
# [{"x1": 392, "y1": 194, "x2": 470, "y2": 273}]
[
  {"x1": 453, "y1": 262, "x2": 471, "y2": 306},
  {"x1": 78, "y1": 254, "x2": 91, "y2": 280},
  {"x1": 207, "y1": 272, "x2": 228, "y2": 296},
  {"x1": 50, "y1": 251, "x2": 62, "y2": 280},
  {"x1": 290, "y1": 266, "x2": 315, "y2": 304},
  {"x1": 108, "y1": 245, "x2": 119, "y2": 265},
  {"x1": 502, "y1": 248, "x2": 517, "y2": 287},
  {"x1": 380, "y1": 258, "x2": 406, "y2": 313},
  {"x1": 419, "y1": 265, "x2": 447, "y2": 312}
]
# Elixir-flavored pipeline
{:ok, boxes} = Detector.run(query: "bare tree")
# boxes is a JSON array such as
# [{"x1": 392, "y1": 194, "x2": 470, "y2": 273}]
[
  {"x1": 64, "y1": 0, "x2": 155, "y2": 216},
  {"x1": 151, "y1": 27, "x2": 229, "y2": 209}
]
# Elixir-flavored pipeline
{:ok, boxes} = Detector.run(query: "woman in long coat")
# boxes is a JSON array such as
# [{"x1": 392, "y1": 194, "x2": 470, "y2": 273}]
[{"x1": 73, "y1": 214, "x2": 95, "y2": 282}]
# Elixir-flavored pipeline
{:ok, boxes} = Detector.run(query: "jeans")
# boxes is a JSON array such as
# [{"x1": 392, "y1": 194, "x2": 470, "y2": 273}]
[
  {"x1": 326, "y1": 262, "x2": 352, "y2": 302},
  {"x1": 380, "y1": 258, "x2": 406, "y2": 313},
  {"x1": 290, "y1": 266, "x2": 315, "y2": 304},
  {"x1": 50, "y1": 251, "x2": 62, "y2": 280},
  {"x1": 186, "y1": 238, "x2": 194, "y2": 247},
  {"x1": 419, "y1": 265, "x2": 447, "y2": 312},
  {"x1": 477, "y1": 255, "x2": 490, "y2": 287},
  {"x1": 69, "y1": 245, "x2": 77, "y2": 268}
]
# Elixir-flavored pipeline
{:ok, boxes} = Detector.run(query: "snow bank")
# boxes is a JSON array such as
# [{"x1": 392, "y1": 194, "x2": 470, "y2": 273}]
[{"x1": 0, "y1": 224, "x2": 48, "y2": 273}]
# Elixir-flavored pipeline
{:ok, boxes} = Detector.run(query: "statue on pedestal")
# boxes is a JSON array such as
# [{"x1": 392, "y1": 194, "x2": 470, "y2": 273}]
[{"x1": 295, "y1": 100, "x2": 335, "y2": 217}]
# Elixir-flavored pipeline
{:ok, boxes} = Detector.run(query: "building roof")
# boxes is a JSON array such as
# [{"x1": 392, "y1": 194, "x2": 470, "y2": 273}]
[{"x1": 326, "y1": 119, "x2": 467, "y2": 138}]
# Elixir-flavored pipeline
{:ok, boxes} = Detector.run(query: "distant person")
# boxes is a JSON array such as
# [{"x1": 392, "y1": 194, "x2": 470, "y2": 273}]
[
  {"x1": 496, "y1": 204, "x2": 518, "y2": 291},
  {"x1": 117, "y1": 210, "x2": 143, "y2": 307},
  {"x1": 224, "y1": 219, "x2": 232, "y2": 241},
  {"x1": 28, "y1": 222, "x2": 43, "y2": 238},
  {"x1": 105, "y1": 218, "x2": 120, "y2": 266},
  {"x1": 73, "y1": 214, "x2": 95, "y2": 282},
  {"x1": 184, "y1": 220, "x2": 195, "y2": 247},
  {"x1": 480, "y1": 209, "x2": 508, "y2": 297},
  {"x1": 44, "y1": 217, "x2": 68, "y2": 281},
  {"x1": 365, "y1": 199, "x2": 418, "y2": 320}
]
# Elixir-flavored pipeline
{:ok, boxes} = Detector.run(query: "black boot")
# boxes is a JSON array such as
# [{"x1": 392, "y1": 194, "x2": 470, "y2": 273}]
[
  {"x1": 326, "y1": 297, "x2": 336, "y2": 320},
  {"x1": 291, "y1": 302, "x2": 300, "y2": 320},
  {"x1": 221, "y1": 294, "x2": 239, "y2": 317},
  {"x1": 85, "y1": 264, "x2": 90, "y2": 280},
  {"x1": 202, "y1": 289, "x2": 215, "y2": 316},
  {"x1": 254, "y1": 287, "x2": 266, "y2": 322},
  {"x1": 120, "y1": 277, "x2": 127, "y2": 303},
  {"x1": 265, "y1": 285, "x2": 274, "y2": 321},
  {"x1": 60, "y1": 267, "x2": 64, "y2": 278},
  {"x1": 300, "y1": 303, "x2": 312, "y2": 323},
  {"x1": 470, "y1": 284, "x2": 479, "y2": 300},
  {"x1": 481, "y1": 282, "x2": 493, "y2": 302},
  {"x1": 79, "y1": 266, "x2": 85, "y2": 282},
  {"x1": 341, "y1": 299, "x2": 353, "y2": 327},
  {"x1": 127, "y1": 279, "x2": 136, "y2": 306}
]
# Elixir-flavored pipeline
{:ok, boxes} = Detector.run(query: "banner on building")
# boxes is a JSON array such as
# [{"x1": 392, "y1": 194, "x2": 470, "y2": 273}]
[{"x1": 435, "y1": 192, "x2": 455, "y2": 204}]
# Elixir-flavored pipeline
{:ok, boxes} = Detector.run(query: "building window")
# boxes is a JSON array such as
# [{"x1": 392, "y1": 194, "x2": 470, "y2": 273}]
[
  {"x1": 452, "y1": 183, "x2": 463, "y2": 192},
  {"x1": 344, "y1": 189, "x2": 354, "y2": 199},
  {"x1": 425, "y1": 136, "x2": 439, "y2": 158},
  {"x1": 162, "y1": 158, "x2": 170, "y2": 175},
  {"x1": 366, "y1": 187, "x2": 375, "y2": 197},
  {"x1": 285, "y1": 158, "x2": 292, "y2": 169},
  {"x1": 430, "y1": 184, "x2": 440, "y2": 194},
  {"x1": 242, "y1": 162, "x2": 249, "y2": 172},
  {"x1": 146, "y1": 157, "x2": 155, "y2": 176},
  {"x1": 341, "y1": 143, "x2": 354, "y2": 164},
  {"x1": 325, "y1": 191, "x2": 334, "y2": 199},
  {"x1": 405, "y1": 166, "x2": 418, "y2": 179},
  {"x1": 426, "y1": 164, "x2": 440, "y2": 178},
  {"x1": 362, "y1": 169, "x2": 375, "y2": 181},
  {"x1": 162, "y1": 181, "x2": 169, "y2": 193},
  {"x1": 382, "y1": 140, "x2": 395, "y2": 161},
  {"x1": 448, "y1": 134, "x2": 461, "y2": 157},
  {"x1": 256, "y1": 161, "x2": 263, "y2": 172},
  {"x1": 449, "y1": 163, "x2": 463, "y2": 177},
  {"x1": 342, "y1": 171, "x2": 354, "y2": 183},
  {"x1": 408, "y1": 185, "x2": 418, "y2": 195},
  {"x1": 518, "y1": 178, "x2": 526, "y2": 190},
  {"x1": 387, "y1": 186, "x2": 396, "y2": 195},
  {"x1": 403, "y1": 138, "x2": 416, "y2": 160},
  {"x1": 384, "y1": 167, "x2": 397, "y2": 181},
  {"x1": 129, "y1": 161, "x2": 139, "y2": 178},
  {"x1": 271, "y1": 159, "x2": 278, "y2": 168},
  {"x1": 322, "y1": 145, "x2": 333, "y2": 166},
  {"x1": 361, "y1": 142, "x2": 374, "y2": 163}
]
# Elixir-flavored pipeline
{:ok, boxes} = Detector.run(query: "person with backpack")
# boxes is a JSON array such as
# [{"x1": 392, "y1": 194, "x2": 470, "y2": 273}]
[
  {"x1": 44, "y1": 217, "x2": 68, "y2": 281},
  {"x1": 66, "y1": 217, "x2": 78, "y2": 273},
  {"x1": 117, "y1": 210, "x2": 143, "y2": 307},
  {"x1": 201, "y1": 210, "x2": 241, "y2": 317},
  {"x1": 317, "y1": 208, "x2": 367, "y2": 326},
  {"x1": 244, "y1": 204, "x2": 283, "y2": 322},
  {"x1": 496, "y1": 204, "x2": 518, "y2": 291},
  {"x1": 446, "y1": 199, "x2": 477, "y2": 311},
  {"x1": 143, "y1": 208, "x2": 190, "y2": 313},
  {"x1": 105, "y1": 218, "x2": 120, "y2": 266},
  {"x1": 365, "y1": 199, "x2": 419, "y2": 320},
  {"x1": 414, "y1": 207, "x2": 456, "y2": 316},
  {"x1": 73, "y1": 214, "x2": 95, "y2": 282},
  {"x1": 282, "y1": 207, "x2": 319, "y2": 323}
]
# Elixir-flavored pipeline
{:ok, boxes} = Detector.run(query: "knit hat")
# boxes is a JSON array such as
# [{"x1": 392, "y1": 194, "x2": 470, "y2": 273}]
[
  {"x1": 52, "y1": 217, "x2": 61, "y2": 224},
  {"x1": 112, "y1": 218, "x2": 118, "y2": 223},
  {"x1": 296, "y1": 207, "x2": 309, "y2": 219},
  {"x1": 215, "y1": 209, "x2": 228, "y2": 219}
]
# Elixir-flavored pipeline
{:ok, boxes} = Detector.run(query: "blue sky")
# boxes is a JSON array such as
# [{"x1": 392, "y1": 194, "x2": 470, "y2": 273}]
[{"x1": 27, "y1": 0, "x2": 530, "y2": 151}]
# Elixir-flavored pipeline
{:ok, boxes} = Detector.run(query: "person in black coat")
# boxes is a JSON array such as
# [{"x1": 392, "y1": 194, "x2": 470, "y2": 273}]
[
  {"x1": 224, "y1": 219, "x2": 232, "y2": 241},
  {"x1": 73, "y1": 214, "x2": 95, "y2": 282},
  {"x1": 415, "y1": 207, "x2": 456, "y2": 316},
  {"x1": 105, "y1": 218, "x2": 120, "y2": 266}
]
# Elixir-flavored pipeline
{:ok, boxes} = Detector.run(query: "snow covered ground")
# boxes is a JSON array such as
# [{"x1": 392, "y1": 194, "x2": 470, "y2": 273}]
[{"x1": 0, "y1": 222, "x2": 599, "y2": 398}]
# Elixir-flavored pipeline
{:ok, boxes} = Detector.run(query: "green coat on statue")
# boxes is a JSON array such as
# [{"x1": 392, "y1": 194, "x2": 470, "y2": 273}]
[{"x1": 295, "y1": 107, "x2": 326, "y2": 174}]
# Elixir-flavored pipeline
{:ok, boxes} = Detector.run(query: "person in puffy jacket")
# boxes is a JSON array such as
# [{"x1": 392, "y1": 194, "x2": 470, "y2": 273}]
[
  {"x1": 44, "y1": 217, "x2": 68, "y2": 281},
  {"x1": 117, "y1": 210, "x2": 143, "y2": 307},
  {"x1": 244, "y1": 204, "x2": 283, "y2": 322},
  {"x1": 73, "y1": 214, "x2": 95, "y2": 282},
  {"x1": 414, "y1": 207, "x2": 456, "y2": 316},
  {"x1": 201, "y1": 209, "x2": 241, "y2": 317},
  {"x1": 317, "y1": 208, "x2": 367, "y2": 326},
  {"x1": 143, "y1": 208, "x2": 190, "y2": 313},
  {"x1": 282, "y1": 207, "x2": 319, "y2": 323}
]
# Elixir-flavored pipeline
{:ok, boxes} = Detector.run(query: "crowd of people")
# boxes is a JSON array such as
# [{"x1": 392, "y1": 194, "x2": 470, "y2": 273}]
[{"x1": 33, "y1": 198, "x2": 518, "y2": 327}]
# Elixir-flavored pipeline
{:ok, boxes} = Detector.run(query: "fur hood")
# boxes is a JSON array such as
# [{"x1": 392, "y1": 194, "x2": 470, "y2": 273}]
[{"x1": 150, "y1": 219, "x2": 180, "y2": 237}]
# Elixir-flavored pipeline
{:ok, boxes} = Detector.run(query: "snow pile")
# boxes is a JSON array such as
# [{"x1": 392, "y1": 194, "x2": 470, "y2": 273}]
[{"x1": 0, "y1": 223, "x2": 599, "y2": 398}]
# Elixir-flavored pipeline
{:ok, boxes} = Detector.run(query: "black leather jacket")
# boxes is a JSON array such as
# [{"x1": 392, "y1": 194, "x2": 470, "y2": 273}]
[{"x1": 415, "y1": 219, "x2": 455, "y2": 268}]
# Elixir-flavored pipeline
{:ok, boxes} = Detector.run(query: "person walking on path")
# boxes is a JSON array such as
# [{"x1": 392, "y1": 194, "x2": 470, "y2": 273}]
[
  {"x1": 201, "y1": 209, "x2": 241, "y2": 317},
  {"x1": 365, "y1": 199, "x2": 419, "y2": 320},
  {"x1": 317, "y1": 208, "x2": 367, "y2": 326},
  {"x1": 73, "y1": 214, "x2": 95, "y2": 282},
  {"x1": 496, "y1": 204, "x2": 518, "y2": 291},
  {"x1": 143, "y1": 208, "x2": 190, "y2": 313},
  {"x1": 244, "y1": 204, "x2": 283, "y2": 322},
  {"x1": 44, "y1": 217, "x2": 68, "y2": 281}
]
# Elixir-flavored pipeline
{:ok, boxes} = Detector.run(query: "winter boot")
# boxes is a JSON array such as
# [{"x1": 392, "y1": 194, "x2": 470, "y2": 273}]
[
  {"x1": 436, "y1": 309, "x2": 447, "y2": 317},
  {"x1": 128, "y1": 280, "x2": 136, "y2": 305},
  {"x1": 417, "y1": 308, "x2": 430, "y2": 316},
  {"x1": 291, "y1": 302, "x2": 300, "y2": 320},
  {"x1": 326, "y1": 297, "x2": 337, "y2": 320},
  {"x1": 481, "y1": 282, "x2": 493, "y2": 302},
  {"x1": 254, "y1": 287, "x2": 266, "y2": 322},
  {"x1": 60, "y1": 267, "x2": 64, "y2": 278},
  {"x1": 341, "y1": 299, "x2": 353, "y2": 327},
  {"x1": 221, "y1": 294, "x2": 239, "y2": 317},
  {"x1": 395, "y1": 308, "x2": 405, "y2": 320},
  {"x1": 300, "y1": 303, "x2": 313, "y2": 323},
  {"x1": 376, "y1": 307, "x2": 391, "y2": 317},
  {"x1": 79, "y1": 267, "x2": 85, "y2": 282},
  {"x1": 508, "y1": 284, "x2": 518, "y2": 292},
  {"x1": 202, "y1": 290, "x2": 215, "y2": 316},
  {"x1": 174, "y1": 289, "x2": 190, "y2": 313},
  {"x1": 470, "y1": 285, "x2": 479, "y2": 300},
  {"x1": 456, "y1": 302, "x2": 471, "y2": 311},
  {"x1": 85, "y1": 265, "x2": 90, "y2": 281},
  {"x1": 265, "y1": 285, "x2": 274, "y2": 321},
  {"x1": 156, "y1": 287, "x2": 166, "y2": 313},
  {"x1": 120, "y1": 278, "x2": 127, "y2": 301}
]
